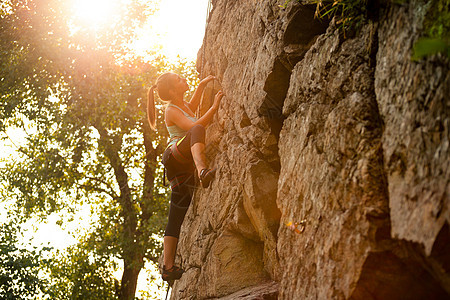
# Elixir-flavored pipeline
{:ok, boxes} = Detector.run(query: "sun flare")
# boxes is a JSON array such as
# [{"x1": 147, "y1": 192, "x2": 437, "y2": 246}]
[
  {"x1": 70, "y1": 0, "x2": 209, "y2": 60},
  {"x1": 128, "y1": 0, "x2": 210, "y2": 60},
  {"x1": 72, "y1": 0, "x2": 119, "y2": 28}
]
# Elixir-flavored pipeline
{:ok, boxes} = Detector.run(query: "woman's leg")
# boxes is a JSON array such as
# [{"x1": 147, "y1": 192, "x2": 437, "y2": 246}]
[
  {"x1": 176, "y1": 124, "x2": 209, "y2": 177},
  {"x1": 191, "y1": 142, "x2": 207, "y2": 176},
  {"x1": 163, "y1": 236, "x2": 178, "y2": 269},
  {"x1": 162, "y1": 172, "x2": 195, "y2": 273},
  {"x1": 163, "y1": 171, "x2": 196, "y2": 269}
]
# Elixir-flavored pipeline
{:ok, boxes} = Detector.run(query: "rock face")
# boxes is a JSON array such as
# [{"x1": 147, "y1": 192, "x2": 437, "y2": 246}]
[{"x1": 169, "y1": 0, "x2": 449, "y2": 299}]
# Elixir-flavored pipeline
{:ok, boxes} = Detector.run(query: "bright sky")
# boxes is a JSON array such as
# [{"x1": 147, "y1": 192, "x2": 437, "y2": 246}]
[
  {"x1": 71, "y1": 0, "x2": 210, "y2": 60},
  {"x1": 132, "y1": 0, "x2": 210, "y2": 60},
  {"x1": 1, "y1": 0, "x2": 210, "y2": 297}
]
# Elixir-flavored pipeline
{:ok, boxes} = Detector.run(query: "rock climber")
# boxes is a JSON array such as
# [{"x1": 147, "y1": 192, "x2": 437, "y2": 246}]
[{"x1": 147, "y1": 72, "x2": 224, "y2": 281}]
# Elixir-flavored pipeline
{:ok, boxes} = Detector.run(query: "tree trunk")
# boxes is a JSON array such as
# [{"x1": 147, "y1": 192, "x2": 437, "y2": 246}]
[
  {"x1": 95, "y1": 97, "x2": 162, "y2": 300},
  {"x1": 96, "y1": 124, "x2": 143, "y2": 300},
  {"x1": 120, "y1": 257, "x2": 143, "y2": 300}
]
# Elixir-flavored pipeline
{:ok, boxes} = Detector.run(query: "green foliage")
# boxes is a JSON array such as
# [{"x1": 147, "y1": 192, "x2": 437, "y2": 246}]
[
  {"x1": 0, "y1": 0, "x2": 154, "y2": 131},
  {"x1": 0, "y1": 220, "x2": 51, "y2": 299},
  {"x1": 412, "y1": 37, "x2": 450, "y2": 60},
  {"x1": 47, "y1": 244, "x2": 119, "y2": 300},
  {"x1": 423, "y1": 0, "x2": 450, "y2": 39},
  {"x1": 0, "y1": 0, "x2": 70, "y2": 131},
  {"x1": 413, "y1": 0, "x2": 450, "y2": 60},
  {"x1": 280, "y1": 0, "x2": 370, "y2": 36},
  {"x1": 0, "y1": 0, "x2": 196, "y2": 298},
  {"x1": 0, "y1": 52, "x2": 171, "y2": 296},
  {"x1": 280, "y1": 0, "x2": 449, "y2": 58},
  {"x1": 314, "y1": 0, "x2": 369, "y2": 35}
]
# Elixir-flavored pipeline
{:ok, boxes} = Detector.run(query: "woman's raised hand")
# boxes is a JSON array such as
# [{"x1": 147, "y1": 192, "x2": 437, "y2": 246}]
[
  {"x1": 213, "y1": 90, "x2": 224, "y2": 110},
  {"x1": 200, "y1": 75, "x2": 216, "y2": 86}
]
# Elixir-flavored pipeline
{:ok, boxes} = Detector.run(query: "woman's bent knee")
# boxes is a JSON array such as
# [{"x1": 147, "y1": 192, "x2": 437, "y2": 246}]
[
  {"x1": 190, "y1": 124, "x2": 205, "y2": 146},
  {"x1": 190, "y1": 124, "x2": 205, "y2": 135}
]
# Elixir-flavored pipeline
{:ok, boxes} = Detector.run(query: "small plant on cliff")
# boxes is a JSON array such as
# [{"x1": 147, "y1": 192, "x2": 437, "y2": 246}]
[
  {"x1": 280, "y1": 0, "x2": 371, "y2": 36},
  {"x1": 412, "y1": 0, "x2": 450, "y2": 60},
  {"x1": 312, "y1": 0, "x2": 369, "y2": 35}
]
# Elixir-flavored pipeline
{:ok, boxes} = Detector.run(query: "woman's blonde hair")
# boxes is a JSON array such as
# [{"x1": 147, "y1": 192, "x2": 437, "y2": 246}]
[{"x1": 147, "y1": 72, "x2": 176, "y2": 130}]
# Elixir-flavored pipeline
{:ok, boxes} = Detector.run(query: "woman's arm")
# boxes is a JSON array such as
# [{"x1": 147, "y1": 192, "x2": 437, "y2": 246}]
[
  {"x1": 187, "y1": 75, "x2": 216, "y2": 112},
  {"x1": 167, "y1": 90, "x2": 224, "y2": 132}
]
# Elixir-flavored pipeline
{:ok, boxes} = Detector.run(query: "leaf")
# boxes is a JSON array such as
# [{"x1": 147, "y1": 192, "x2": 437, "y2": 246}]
[{"x1": 412, "y1": 38, "x2": 449, "y2": 61}]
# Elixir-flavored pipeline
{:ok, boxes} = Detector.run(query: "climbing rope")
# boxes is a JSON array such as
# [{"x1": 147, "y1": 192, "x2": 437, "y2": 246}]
[
  {"x1": 164, "y1": 3, "x2": 214, "y2": 300},
  {"x1": 165, "y1": 283, "x2": 169, "y2": 300},
  {"x1": 164, "y1": 279, "x2": 175, "y2": 300},
  {"x1": 197, "y1": 0, "x2": 214, "y2": 119},
  {"x1": 200, "y1": 0, "x2": 213, "y2": 77}
]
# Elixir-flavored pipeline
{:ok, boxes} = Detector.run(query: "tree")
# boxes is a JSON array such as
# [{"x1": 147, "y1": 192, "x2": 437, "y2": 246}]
[
  {"x1": 0, "y1": 219, "x2": 51, "y2": 299},
  {"x1": 0, "y1": 0, "x2": 198, "y2": 299},
  {"x1": 46, "y1": 243, "x2": 119, "y2": 300},
  {"x1": 2, "y1": 54, "x2": 169, "y2": 299}
]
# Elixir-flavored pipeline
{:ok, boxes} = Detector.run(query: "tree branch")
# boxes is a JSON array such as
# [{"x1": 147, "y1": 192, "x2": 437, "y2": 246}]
[
  {"x1": 77, "y1": 183, "x2": 117, "y2": 200},
  {"x1": 83, "y1": 175, "x2": 118, "y2": 198}
]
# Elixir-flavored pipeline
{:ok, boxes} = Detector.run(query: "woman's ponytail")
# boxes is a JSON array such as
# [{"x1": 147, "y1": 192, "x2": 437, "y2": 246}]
[{"x1": 147, "y1": 85, "x2": 157, "y2": 130}]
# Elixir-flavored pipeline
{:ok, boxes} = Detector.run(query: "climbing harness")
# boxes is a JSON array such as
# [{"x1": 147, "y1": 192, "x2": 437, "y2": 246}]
[
  {"x1": 169, "y1": 174, "x2": 190, "y2": 190},
  {"x1": 163, "y1": 136, "x2": 191, "y2": 187},
  {"x1": 170, "y1": 137, "x2": 191, "y2": 165}
]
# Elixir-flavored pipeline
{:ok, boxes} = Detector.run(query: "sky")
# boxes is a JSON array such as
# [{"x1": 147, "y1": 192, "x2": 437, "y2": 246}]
[
  {"x1": 71, "y1": 0, "x2": 210, "y2": 60},
  {"x1": 1, "y1": 0, "x2": 210, "y2": 297},
  {"x1": 1, "y1": 0, "x2": 210, "y2": 158},
  {"x1": 1, "y1": 0, "x2": 210, "y2": 156},
  {"x1": 132, "y1": 0, "x2": 210, "y2": 60}
]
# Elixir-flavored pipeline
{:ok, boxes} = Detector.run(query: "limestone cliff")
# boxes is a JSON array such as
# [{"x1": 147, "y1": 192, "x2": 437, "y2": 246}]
[{"x1": 170, "y1": 0, "x2": 449, "y2": 299}]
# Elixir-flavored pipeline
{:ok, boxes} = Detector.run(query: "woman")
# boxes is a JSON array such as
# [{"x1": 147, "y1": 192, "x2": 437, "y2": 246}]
[{"x1": 147, "y1": 72, "x2": 223, "y2": 281}]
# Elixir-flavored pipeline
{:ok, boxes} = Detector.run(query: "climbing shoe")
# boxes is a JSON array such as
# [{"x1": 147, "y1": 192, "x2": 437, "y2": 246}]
[
  {"x1": 199, "y1": 168, "x2": 216, "y2": 188},
  {"x1": 162, "y1": 265, "x2": 184, "y2": 281}
]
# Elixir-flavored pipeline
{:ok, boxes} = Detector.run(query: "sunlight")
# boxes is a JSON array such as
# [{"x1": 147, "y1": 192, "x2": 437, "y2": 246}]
[
  {"x1": 129, "y1": 0, "x2": 209, "y2": 60},
  {"x1": 0, "y1": 0, "x2": 211, "y2": 297},
  {"x1": 69, "y1": 0, "x2": 209, "y2": 60},
  {"x1": 72, "y1": 0, "x2": 120, "y2": 29}
]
